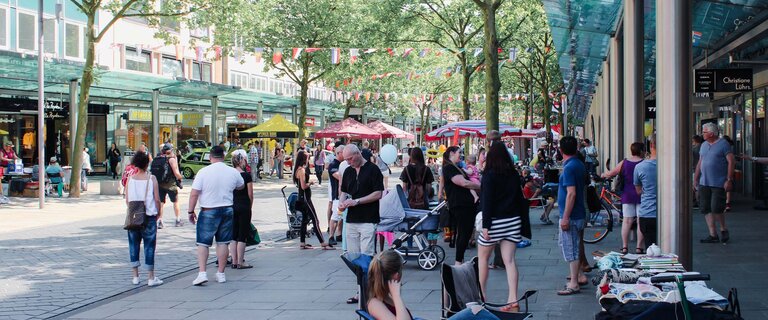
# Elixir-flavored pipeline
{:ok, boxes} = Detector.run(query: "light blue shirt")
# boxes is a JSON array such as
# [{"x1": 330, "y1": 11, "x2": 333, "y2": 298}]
[
  {"x1": 699, "y1": 139, "x2": 732, "y2": 188},
  {"x1": 633, "y1": 159, "x2": 657, "y2": 218}
]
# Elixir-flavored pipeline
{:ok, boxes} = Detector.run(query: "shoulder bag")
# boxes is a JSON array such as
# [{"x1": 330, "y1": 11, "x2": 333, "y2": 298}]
[
  {"x1": 613, "y1": 159, "x2": 626, "y2": 193},
  {"x1": 123, "y1": 175, "x2": 150, "y2": 230}
]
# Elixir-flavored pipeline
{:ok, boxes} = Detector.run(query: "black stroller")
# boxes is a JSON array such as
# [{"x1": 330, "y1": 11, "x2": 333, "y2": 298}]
[{"x1": 280, "y1": 186, "x2": 315, "y2": 239}]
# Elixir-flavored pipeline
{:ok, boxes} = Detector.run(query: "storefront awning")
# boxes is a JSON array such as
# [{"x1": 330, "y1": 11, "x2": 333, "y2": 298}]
[{"x1": 0, "y1": 50, "x2": 330, "y2": 116}]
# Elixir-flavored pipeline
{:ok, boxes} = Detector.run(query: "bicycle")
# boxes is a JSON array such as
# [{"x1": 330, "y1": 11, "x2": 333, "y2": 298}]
[{"x1": 583, "y1": 175, "x2": 623, "y2": 243}]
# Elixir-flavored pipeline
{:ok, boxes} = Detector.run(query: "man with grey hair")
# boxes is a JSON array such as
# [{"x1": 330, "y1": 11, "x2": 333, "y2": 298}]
[
  {"x1": 694, "y1": 122, "x2": 735, "y2": 243},
  {"x1": 326, "y1": 144, "x2": 345, "y2": 245},
  {"x1": 339, "y1": 144, "x2": 384, "y2": 255}
]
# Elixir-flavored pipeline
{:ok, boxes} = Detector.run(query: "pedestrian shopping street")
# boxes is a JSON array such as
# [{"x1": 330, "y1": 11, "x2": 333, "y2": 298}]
[{"x1": 0, "y1": 173, "x2": 765, "y2": 320}]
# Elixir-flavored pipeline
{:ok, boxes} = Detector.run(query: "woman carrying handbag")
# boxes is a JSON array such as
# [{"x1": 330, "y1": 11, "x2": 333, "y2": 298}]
[{"x1": 124, "y1": 152, "x2": 163, "y2": 287}]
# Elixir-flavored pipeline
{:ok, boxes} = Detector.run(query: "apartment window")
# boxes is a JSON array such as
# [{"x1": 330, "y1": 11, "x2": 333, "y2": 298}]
[
  {"x1": 192, "y1": 61, "x2": 211, "y2": 82},
  {"x1": 65, "y1": 23, "x2": 84, "y2": 59},
  {"x1": 162, "y1": 55, "x2": 183, "y2": 78},
  {"x1": 43, "y1": 19, "x2": 56, "y2": 54},
  {"x1": 190, "y1": 27, "x2": 210, "y2": 39},
  {"x1": 125, "y1": 47, "x2": 151, "y2": 73},
  {"x1": 230, "y1": 71, "x2": 248, "y2": 87},
  {"x1": 252, "y1": 76, "x2": 267, "y2": 91},
  {"x1": 18, "y1": 12, "x2": 35, "y2": 51},
  {"x1": 248, "y1": 77, "x2": 256, "y2": 90},
  {"x1": 0, "y1": 7, "x2": 8, "y2": 48}
]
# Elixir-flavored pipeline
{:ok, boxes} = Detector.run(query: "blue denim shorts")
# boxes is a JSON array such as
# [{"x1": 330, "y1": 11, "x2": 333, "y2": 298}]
[
  {"x1": 196, "y1": 207, "x2": 234, "y2": 247},
  {"x1": 558, "y1": 219, "x2": 584, "y2": 262}
]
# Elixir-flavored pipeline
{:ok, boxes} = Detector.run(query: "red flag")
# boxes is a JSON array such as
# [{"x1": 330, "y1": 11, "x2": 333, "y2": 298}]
[
  {"x1": 213, "y1": 45, "x2": 222, "y2": 60},
  {"x1": 387, "y1": 48, "x2": 395, "y2": 56},
  {"x1": 452, "y1": 128, "x2": 460, "y2": 146},
  {"x1": 305, "y1": 48, "x2": 322, "y2": 53},
  {"x1": 273, "y1": 49, "x2": 283, "y2": 64}
]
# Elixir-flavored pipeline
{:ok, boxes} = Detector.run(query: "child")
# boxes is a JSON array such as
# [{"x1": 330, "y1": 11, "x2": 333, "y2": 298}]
[{"x1": 464, "y1": 154, "x2": 480, "y2": 203}]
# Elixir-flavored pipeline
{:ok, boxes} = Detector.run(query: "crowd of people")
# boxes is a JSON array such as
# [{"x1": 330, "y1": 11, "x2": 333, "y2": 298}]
[{"x1": 108, "y1": 120, "x2": 762, "y2": 319}]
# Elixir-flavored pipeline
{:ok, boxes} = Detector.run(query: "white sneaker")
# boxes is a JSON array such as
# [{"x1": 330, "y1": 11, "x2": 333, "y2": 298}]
[
  {"x1": 215, "y1": 272, "x2": 226, "y2": 283},
  {"x1": 132, "y1": 276, "x2": 140, "y2": 285},
  {"x1": 147, "y1": 277, "x2": 164, "y2": 287},
  {"x1": 193, "y1": 272, "x2": 208, "y2": 286}
]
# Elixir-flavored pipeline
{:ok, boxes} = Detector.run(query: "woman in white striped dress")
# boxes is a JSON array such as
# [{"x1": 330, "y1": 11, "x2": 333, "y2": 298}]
[{"x1": 477, "y1": 142, "x2": 531, "y2": 312}]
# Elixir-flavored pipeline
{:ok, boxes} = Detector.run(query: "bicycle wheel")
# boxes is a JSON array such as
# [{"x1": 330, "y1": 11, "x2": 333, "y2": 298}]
[{"x1": 583, "y1": 201, "x2": 614, "y2": 244}]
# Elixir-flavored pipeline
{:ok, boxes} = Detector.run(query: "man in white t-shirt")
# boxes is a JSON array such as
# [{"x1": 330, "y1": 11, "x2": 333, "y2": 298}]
[{"x1": 187, "y1": 146, "x2": 244, "y2": 285}]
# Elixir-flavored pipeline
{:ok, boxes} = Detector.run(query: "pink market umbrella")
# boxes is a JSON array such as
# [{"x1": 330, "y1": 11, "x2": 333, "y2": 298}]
[
  {"x1": 315, "y1": 118, "x2": 382, "y2": 140},
  {"x1": 367, "y1": 120, "x2": 414, "y2": 140},
  {"x1": 424, "y1": 120, "x2": 521, "y2": 141}
]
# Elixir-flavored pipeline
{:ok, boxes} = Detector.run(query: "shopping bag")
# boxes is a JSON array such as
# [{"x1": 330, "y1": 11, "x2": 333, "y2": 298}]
[{"x1": 246, "y1": 223, "x2": 261, "y2": 246}]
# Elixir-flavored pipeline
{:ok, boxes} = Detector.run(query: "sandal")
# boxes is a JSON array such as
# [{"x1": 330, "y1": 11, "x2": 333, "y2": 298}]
[
  {"x1": 231, "y1": 264, "x2": 239, "y2": 269},
  {"x1": 238, "y1": 263, "x2": 253, "y2": 269},
  {"x1": 321, "y1": 244, "x2": 335, "y2": 250},
  {"x1": 566, "y1": 277, "x2": 589, "y2": 286},
  {"x1": 300, "y1": 244, "x2": 313, "y2": 249},
  {"x1": 499, "y1": 302, "x2": 519, "y2": 312},
  {"x1": 346, "y1": 297, "x2": 358, "y2": 304},
  {"x1": 557, "y1": 286, "x2": 581, "y2": 296},
  {"x1": 635, "y1": 248, "x2": 645, "y2": 254},
  {"x1": 620, "y1": 247, "x2": 628, "y2": 254}
]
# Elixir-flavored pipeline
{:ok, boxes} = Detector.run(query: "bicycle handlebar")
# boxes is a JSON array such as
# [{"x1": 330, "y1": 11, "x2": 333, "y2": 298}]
[{"x1": 650, "y1": 274, "x2": 710, "y2": 283}]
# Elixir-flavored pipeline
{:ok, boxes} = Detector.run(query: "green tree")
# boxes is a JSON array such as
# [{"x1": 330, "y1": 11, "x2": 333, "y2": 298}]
[{"x1": 67, "y1": 0, "x2": 207, "y2": 197}]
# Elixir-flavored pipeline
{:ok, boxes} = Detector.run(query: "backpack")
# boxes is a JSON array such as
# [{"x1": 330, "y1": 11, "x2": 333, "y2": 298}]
[
  {"x1": 405, "y1": 166, "x2": 429, "y2": 209},
  {"x1": 150, "y1": 156, "x2": 173, "y2": 184}
]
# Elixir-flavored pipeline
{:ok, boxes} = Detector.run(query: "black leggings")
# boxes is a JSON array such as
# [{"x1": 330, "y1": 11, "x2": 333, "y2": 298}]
[
  {"x1": 451, "y1": 205, "x2": 477, "y2": 263},
  {"x1": 299, "y1": 193, "x2": 325, "y2": 244},
  {"x1": 315, "y1": 164, "x2": 324, "y2": 184},
  {"x1": 110, "y1": 160, "x2": 119, "y2": 178}
]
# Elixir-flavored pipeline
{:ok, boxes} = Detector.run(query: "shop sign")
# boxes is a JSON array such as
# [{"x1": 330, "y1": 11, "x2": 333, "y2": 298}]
[
  {"x1": 694, "y1": 68, "x2": 753, "y2": 93},
  {"x1": 237, "y1": 113, "x2": 259, "y2": 122},
  {"x1": 128, "y1": 110, "x2": 152, "y2": 122},
  {"x1": 178, "y1": 113, "x2": 204, "y2": 127},
  {"x1": 645, "y1": 100, "x2": 656, "y2": 119},
  {"x1": 304, "y1": 117, "x2": 316, "y2": 127}
]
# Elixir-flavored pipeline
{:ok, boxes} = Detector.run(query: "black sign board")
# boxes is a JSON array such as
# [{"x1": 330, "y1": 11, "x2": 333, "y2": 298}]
[
  {"x1": 694, "y1": 68, "x2": 753, "y2": 93},
  {"x1": 645, "y1": 100, "x2": 656, "y2": 119}
]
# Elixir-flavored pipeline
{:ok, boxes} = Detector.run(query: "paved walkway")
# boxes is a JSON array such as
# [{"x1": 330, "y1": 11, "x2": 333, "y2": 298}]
[{"x1": 1, "y1": 171, "x2": 766, "y2": 319}]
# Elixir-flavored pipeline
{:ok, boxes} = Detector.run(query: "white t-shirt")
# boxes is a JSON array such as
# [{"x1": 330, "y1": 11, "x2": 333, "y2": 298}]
[
  {"x1": 337, "y1": 160, "x2": 350, "y2": 198},
  {"x1": 191, "y1": 162, "x2": 244, "y2": 208},
  {"x1": 127, "y1": 175, "x2": 158, "y2": 216}
]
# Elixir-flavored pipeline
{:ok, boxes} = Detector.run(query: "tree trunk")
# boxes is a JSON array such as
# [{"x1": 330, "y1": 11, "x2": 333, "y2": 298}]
[
  {"x1": 297, "y1": 58, "x2": 310, "y2": 142},
  {"x1": 69, "y1": 14, "x2": 97, "y2": 198},
  {"x1": 419, "y1": 104, "x2": 426, "y2": 143},
  {"x1": 523, "y1": 99, "x2": 529, "y2": 129},
  {"x1": 479, "y1": 2, "x2": 501, "y2": 132},
  {"x1": 460, "y1": 56, "x2": 471, "y2": 121}
]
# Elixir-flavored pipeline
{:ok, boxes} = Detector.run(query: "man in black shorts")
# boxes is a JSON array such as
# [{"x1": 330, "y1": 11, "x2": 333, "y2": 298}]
[{"x1": 153, "y1": 143, "x2": 184, "y2": 228}]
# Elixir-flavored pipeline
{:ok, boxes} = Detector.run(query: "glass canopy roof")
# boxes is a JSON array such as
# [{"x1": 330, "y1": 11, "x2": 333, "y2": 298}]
[
  {"x1": 0, "y1": 50, "x2": 331, "y2": 114},
  {"x1": 542, "y1": 0, "x2": 768, "y2": 119}
]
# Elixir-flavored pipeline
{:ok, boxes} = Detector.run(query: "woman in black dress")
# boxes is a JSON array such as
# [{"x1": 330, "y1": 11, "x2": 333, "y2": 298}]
[
  {"x1": 441, "y1": 146, "x2": 481, "y2": 264},
  {"x1": 230, "y1": 152, "x2": 254, "y2": 269},
  {"x1": 293, "y1": 150, "x2": 332, "y2": 250},
  {"x1": 108, "y1": 143, "x2": 121, "y2": 179}
]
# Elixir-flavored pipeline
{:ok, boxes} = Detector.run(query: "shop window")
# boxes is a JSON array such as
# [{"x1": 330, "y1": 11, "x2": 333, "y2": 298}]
[
  {"x1": 125, "y1": 47, "x2": 151, "y2": 73},
  {"x1": 65, "y1": 23, "x2": 84, "y2": 59},
  {"x1": 192, "y1": 61, "x2": 211, "y2": 82},
  {"x1": 0, "y1": 6, "x2": 8, "y2": 48},
  {"x1": 759, "y1": 88, "x2": 765, "y2": 119},
  {"x1": 17, "y1": 12, "x2": 36, "y2": 51},
  {"x1": 162, "y1": 55, "x2": 183, "y2": 78}
]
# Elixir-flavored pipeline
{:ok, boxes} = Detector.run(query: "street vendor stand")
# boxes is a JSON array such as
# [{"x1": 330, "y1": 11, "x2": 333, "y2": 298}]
[
  {"x1": 315, "y1": 118, "x2": 382, "y2": 141},
  {"x1": 591, "y1": 250, "x2": 742, "y2": 319},
  {"x1": 239, "y1": 115, "x2": 299, "y2": 176}
]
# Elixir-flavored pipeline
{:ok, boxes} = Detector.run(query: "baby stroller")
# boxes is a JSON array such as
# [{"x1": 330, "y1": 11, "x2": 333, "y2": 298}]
[
  {"x1": 381, "y1": 185, "x2": 447, "y2": 271},
  {"x1": 280, "y1": 186, "x2": 315, "y2": 239}
]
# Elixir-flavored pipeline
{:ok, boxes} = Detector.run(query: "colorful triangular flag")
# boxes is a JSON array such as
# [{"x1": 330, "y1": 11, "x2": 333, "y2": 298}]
[
  {"x1": 330, "y1": 48, "x2": 340, "y2": 64},
  {"x1": 254, "y1": 47, "x2": 264, "y2": 63},
  {"x1": 292, "y1": 48, "x2": 302, "y2": 60},
  {"x1": 272, "y1": 48, "x2": 283, "y2": 64}
]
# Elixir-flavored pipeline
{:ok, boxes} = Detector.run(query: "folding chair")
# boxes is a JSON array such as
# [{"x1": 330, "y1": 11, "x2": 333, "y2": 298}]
[{"x1": 441, "y1": 257, "x2": 536, "y2": 320}]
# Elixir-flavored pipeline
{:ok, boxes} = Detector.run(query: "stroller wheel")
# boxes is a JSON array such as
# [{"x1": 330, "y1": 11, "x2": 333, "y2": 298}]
[
  {"x1": 418, "y1": 250, "x2": 440, "y2": 270},
  {"x1": 429, "y1": 245, "x2": 446, "y2": 266}
]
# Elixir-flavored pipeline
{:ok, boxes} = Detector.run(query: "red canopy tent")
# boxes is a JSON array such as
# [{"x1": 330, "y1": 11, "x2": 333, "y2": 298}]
[
  {"x1": 315, "y1": 118, "x2": 382, "y2": 139},
  {"x1": 367, "y1": 120, "x2": 415, "y2": 140}
]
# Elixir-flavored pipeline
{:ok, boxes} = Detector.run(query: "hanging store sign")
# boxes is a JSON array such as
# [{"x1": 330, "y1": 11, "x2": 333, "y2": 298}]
[
  {"x1": 645, "y1": 100, "x2": 656, "y2": 119},
  {"x1": 694, "y1": 68, "x2": 753, "y2": 93},
  {"x1": 304, "y1": 117, "x2": 316, "y2": 127},
  {"x1": 128, "y1": 110, "x2": 152, "y2": 122},
  {"x1": 237, "y1": 113, "x2": 259, "y2": 121},
  {"x1": 178, "y1": 113, "x2": 204, "y2": 127}
]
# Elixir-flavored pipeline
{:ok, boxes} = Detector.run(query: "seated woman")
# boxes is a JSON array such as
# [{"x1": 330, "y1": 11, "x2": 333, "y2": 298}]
[
  {"x1": 367, "y1": 250, "x2": 502, "y2": 320},
  {"x1": 45, "y1": 157, "x2": 64, "y2": 197},
  {"x1": 521, "y1": 175, "x2": 555, "y2": 224}
]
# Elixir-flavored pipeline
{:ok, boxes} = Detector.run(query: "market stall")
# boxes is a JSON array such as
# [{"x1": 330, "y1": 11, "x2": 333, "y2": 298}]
[
  {"x1": 424, "y1": 120, "x2": 521, "y2": 141},
  {"x1": 238, "y1": 114, "x2": 299, "y2": 139},
  {"x1": 315, "y1": 118, "x2": 381, "y2": 140}
]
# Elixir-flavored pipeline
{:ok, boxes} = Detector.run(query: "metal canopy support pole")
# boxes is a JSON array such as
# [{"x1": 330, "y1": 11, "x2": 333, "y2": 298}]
[
  {"x1": 69, "y1": 80, "x2": 78, "y2": 165},
  {"x1": 657, "y1": 0, "x2": 692, "y2": 270},
  {"x1": 610, "y1": 37, "x2": 624, "y2": 161},
  {"x1": 37, "y1": 0, "x2": 44, "y2": 208},
  {"x1": 624, "y1": 0, "x2": 644, "y2": 151},
  {"x1": 211, "y1": 96, "x2": 219, "y2": 146},
  {"x1": 151, "y1": 90, "x2": 160, "y2": 155},
  {"x1": 601, "y1": 62, "x2": 610, "y2": 173}
]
